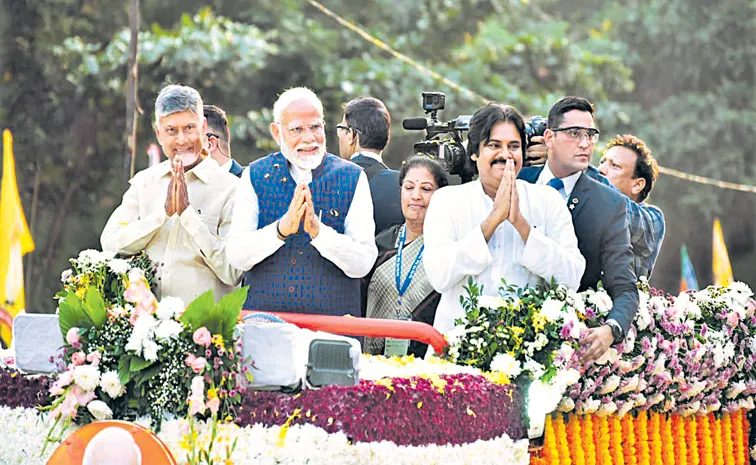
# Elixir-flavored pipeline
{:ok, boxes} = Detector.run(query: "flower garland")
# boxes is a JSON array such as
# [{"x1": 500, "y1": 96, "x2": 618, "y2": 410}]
[
  {"x1": 712, "y1": 412, "x2": 724, "y2": 465},
  {"x1": 543, "y1": 415, "x2": 558, "y2": 464},
  {"x1": 674, "y1": 415, "x2": 687, "y2": 465},
  {"x1": 567, "y1": 415, "x2": 585, "y2": 465},
  {"x1": 732, "y1": 410, "x2": 744, "y2": 465},
  {"x1": 723, "y1": 412, "x2": 735, "y2": 465},
  {"x1": 634, "y1": 411, "x2": 650, "y2": 465},
  {"x1": 553, "y1": 414, "x2": 571, "y2": 465},
  {"x1": 599, "y1": 416, "x2": 612, "y2": 465},
  {"x1": 662, "y1": 414, "x2": 675, "y2": 465},
  {"x1": 609, "y1": 415, "x2": 624, "y2": 465},
  {"x1": 582, "y1": 414, "x2": 596, "y2": 465},
  {"x1": 621, "y1": 413, "x2": 637, "y2": 465}
]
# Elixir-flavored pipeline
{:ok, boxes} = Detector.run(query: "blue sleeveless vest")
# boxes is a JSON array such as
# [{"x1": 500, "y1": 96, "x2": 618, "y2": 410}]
[{"x1": 242, "y1": 152, "x2": 362, "y2": 316}]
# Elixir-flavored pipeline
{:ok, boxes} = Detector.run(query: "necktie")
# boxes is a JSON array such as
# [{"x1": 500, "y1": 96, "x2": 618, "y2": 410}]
[{"x1": 547, "y1": 177, "x2": 564, "y2": 191}]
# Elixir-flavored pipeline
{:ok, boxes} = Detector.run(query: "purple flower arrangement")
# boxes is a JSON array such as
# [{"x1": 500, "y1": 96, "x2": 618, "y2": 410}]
[
  {"x1": 0, "y1": 366, "x2": 53, "y2": 409},
  {"x1": 236, "y1": 373, "x2": 526, "y2": 445}
]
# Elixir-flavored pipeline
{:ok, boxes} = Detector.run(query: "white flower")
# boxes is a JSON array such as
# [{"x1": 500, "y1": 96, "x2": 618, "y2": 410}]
[
  {"x1": 596, "y1": 401, "x2": 618, "y2": 417},
  {"x1": 636, "y1": 292, "x2": 653, "y2": 331},
  {"x1": 125, "y1": 314, "x2": 159, "y2": 355},
  {"x1": 87, "y1": 400, "x2": 113, "y2": 420},
  {"x1": 477, "y1": 295, "x2": 508, "y2": 309},
  {"x1": 616, "y1": 375, "x2": 640, "y2": 395},
  {"x1": 726, "y1": 381, "x2": 747, "y2": 399},
  {"x1": 154, "y1": 319, "x2": 183, "y2": 341},
  {"x1": 588, "y1": 289, "x2": 613, "y2": 315},
  {"x1": 580, "y1": 398, "x2": 601, "y2": 414},
  {"x1": 77, "y1": 249, "x2": 101, "y2": 264},
  {"x1": 98, "y1": 250, "x2": 116, "y2": 262},
  {"x1": 555, "y1": 368, "x2": 581, "y2": 388},
  {"x1": 730, "y1": 281, "x2": 753, "y2": 297},
  {"x1": 540, "y1": 298, "x2": 565, "y2": 322},
  {"x1": 142, "y1": 339, "x2": 159, "y2": 362},
  {"x1": 100, "y1": 371, "x2": 125, "y2": 399},
  {"x1": 523, "y1": 358, "x2": 545, "y2": 379},
  {"x1": 567, "y1": 289, "x2": 585, "y2": 315},
  {"x1": 107, "y1": 258, "x2": 131, "y2": 275},
  {"x1": 156, "y1": 296, "x2": 185, "y2": 321},
  {"x1": 489, "y1": 353, "x2": 522, "y2": 378},
  {"x1": 557, "y1": 398, "x2": 575, "y2": 413},
  {"x1": 599, "y1": 375, "x2": 622, "y2": 394},
  {"x1": 595, "y1": 348, "x2": 620, "y2": 366},
  {"x1": 739, "y1": 397, "x2": 755, "y2": 410},
  {"x1": 670, "y1": 293, "x2": 690, "y2": 321},
  {"x1": 73, "y1": 365, "x2": 101, "y2": 392},
  {"x1": 60, "y1": 269, "x2": 73, "y2": 284}
]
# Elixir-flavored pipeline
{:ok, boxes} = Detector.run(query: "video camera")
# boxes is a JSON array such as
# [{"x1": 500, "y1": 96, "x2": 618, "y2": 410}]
[{"x1": 402, "y1": 92, "x2": 475, "y2": 183}]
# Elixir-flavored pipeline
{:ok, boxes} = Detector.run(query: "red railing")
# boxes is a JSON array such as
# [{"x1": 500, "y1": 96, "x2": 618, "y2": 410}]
[{"x1": 241, "y1": 310, "x2": 449, "y2": 355}]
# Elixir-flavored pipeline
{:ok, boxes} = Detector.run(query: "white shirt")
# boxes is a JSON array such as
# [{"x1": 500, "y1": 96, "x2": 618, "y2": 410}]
[
  {"x1": 227, "y1": 162, "x2": 378, "y2": 278},
  {"x1": 423, "y1": 180, "x2": 585, "y2": 335},
  {"x1": 220, "y1": 159, "x2": 233, "y2": 172},
  {"x1": 350, "y1": 150, "x2": 384, "y2": 165},
  {"x1": 535, "y1": 162, "x2": 582, "y2": 201},
  {"x1": 101, "y1": 157, "x2": 242, "y2": 305}
]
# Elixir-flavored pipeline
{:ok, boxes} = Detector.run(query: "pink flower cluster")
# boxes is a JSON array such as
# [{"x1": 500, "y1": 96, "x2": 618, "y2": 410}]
[
  {"x1": 237, "y1": 374, "x2": 526, "y2": 446},
  {"x1": 123, "y1": 268, "x2": 158, "y2": 323}
]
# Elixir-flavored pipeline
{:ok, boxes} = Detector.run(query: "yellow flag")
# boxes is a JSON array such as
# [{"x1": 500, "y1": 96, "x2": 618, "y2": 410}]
[
  {"x1": 712, "y1": 217, "x2": 733, "y2": 286},
  {"x1": 0, "y1": 129, "x2": 35, "y2": 346}
]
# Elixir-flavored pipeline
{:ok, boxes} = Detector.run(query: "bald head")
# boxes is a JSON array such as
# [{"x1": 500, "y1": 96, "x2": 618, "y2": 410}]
[{"x1": 82, "y1": 427, "x2": 142, "y2": 465}]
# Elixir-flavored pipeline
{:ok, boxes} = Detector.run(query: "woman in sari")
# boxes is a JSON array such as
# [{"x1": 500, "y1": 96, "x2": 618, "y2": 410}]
[{"x1": 362, "y1": 156, "x2": 449, "y2": 356}]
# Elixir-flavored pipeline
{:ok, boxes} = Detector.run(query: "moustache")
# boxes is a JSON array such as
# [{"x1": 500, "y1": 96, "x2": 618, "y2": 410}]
[{"x1": 491, "y1": 158, "x2": 514, "y2": 166}]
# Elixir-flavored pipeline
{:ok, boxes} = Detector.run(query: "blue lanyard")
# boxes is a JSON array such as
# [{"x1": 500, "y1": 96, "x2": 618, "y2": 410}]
[{"x1": 395, "y1": 225, "x2": 424, "y2": 306}]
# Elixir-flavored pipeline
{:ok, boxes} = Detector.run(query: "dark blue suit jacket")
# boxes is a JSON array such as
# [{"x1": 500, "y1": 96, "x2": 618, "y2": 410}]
[
  {"x1": 229, "y1": 159, "x2": 244, "y2": 178},
  {"x1": 351, "y1": 154, "x2": 404, "y2": 235},
  {"x1": 519, "y1": 166, "x2": 639, "y2": 335}
]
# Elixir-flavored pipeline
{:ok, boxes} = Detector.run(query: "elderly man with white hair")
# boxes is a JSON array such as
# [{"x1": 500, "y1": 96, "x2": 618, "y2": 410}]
[
  {"x1": 82, "y1": 427, "x2": 142, "y2": 465},
  {"x1": 227, "y1": 87, "x2": 377, "y2": 316},
  {"x1": 101, "y1": 84, "x2": 242, "y2": 304}
]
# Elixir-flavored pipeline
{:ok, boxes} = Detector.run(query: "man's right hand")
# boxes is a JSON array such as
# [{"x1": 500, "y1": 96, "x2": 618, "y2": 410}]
[
  {"x1": 481, "y1": 159, "x2": 514, "y2": 241},
  {"x1": 165, "y1": 169, "x2": 178, "y2": 216},
  {"x1": 525, "y1": 136, "x2": 548, "y2": 166},
  {"x1": 278, "y1": 183, "x2": 309, "y2": 237}
]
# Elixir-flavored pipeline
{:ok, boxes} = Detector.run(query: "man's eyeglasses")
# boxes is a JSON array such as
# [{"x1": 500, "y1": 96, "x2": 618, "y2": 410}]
[
  {"x1": 278, "y1": 121, "x2": 326, "y2": 137},
  {"x1": 552, "y1": 126, "x2": 600, "y2": 144},
  {"x1": 336, "y1": 124, "x2": 363, "y2": 135}
]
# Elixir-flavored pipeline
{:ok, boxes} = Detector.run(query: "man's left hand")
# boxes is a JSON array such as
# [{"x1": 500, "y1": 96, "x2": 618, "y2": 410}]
[
  {"x1": 303, "y1": 203, "x2": 320, "y2": 238},
  {"x1": 579, "y1": 325, "x2": 614, "y2": 364},
  {"x1": 174, "y1": 159, "x2": 190, "y2": 215}
]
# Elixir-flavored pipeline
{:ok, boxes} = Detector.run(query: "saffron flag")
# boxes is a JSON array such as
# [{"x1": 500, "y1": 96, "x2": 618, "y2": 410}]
[
  {"x1": 712, "y1": 217, "x2": 734, "y2": 286},
  {"x1": 0, "y1": 129, "x2": 35, "y2": 346},
  {"x1": 680, "y1": 245, "x2": 699, "y2": 292}
]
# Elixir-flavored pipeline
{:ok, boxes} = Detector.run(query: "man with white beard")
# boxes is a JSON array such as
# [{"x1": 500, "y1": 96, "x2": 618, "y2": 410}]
[{"x1": 227, "y1": 87, "x2": 377, "y2": 316}]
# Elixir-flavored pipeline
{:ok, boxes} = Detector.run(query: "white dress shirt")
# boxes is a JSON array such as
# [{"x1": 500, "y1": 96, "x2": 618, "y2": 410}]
[
  {"x1": 535, "y1": 162, "x2": 582, "y2": 200},
  {"x1": 423, "y1": 180, "x2": 585, "y2": 335},
  {"x1": 219, "y1": 159, "x2": 233, "y2": 173},
  {"x1": 350, "y1": 150, "x2": 385, "y2": 165},
  {"x1": 101, "y1": 157, "x2": 242, "y2": 305},
  {"x1": 227, "y1": 163, "x2": 378, "y2": 278}
]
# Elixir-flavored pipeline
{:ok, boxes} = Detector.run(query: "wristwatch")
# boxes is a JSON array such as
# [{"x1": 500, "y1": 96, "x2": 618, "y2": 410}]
[{"x1": 605, "y1": 319, "x2": 624, "y2": 344}]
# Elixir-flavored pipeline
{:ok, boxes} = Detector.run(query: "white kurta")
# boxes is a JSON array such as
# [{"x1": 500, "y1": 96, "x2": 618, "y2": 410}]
[{"x1": 423, "y1": 179, "x2": 585, "y2": 335}]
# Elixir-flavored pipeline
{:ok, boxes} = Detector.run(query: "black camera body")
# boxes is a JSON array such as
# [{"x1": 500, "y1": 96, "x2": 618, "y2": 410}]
[
  {"x1": 403, "y1": 92, "x2": 475, "y2": 183},
  {"x1": 525, "y1": 115, "x2": 547, "y2": 146}
]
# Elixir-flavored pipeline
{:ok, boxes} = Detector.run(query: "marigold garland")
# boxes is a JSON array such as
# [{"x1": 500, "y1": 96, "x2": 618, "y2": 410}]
[
  {"x1": 712, "y1": 413, "x2": 724, "y2": 465},
  {"x1": 599, "y1": 416, "x2": 613, "y2": 465},
  {"x1": 723, "y1": 413, "x2": 734, "y2": 465},
  {"x1": 543, "y1": 415, "x2": 559, "y2": 464},
  {"x1": 649, "y1": 412, "x2": 663, "y2": 465},
  {"x1": 661, "y1": 414, "x2": 675, "y2": 465},
  {"x1": 610, "y1": 415, "x2": 624, "y2": 465},
  {"x1": 635, "y1": 411, "x2": 650, "y2": 465},
  {"x1": 583, "y1": 414, "x2": 597, "y2": 465},
  {"x1": 674, "y1": 415, "x2": 687, "y2": 465},
  {"x1": 567, "y1": 415, "x2": 585, "y2": 465},
  {"x1": 687, "y1": 415, "x2": 699, "y2": 465},
  {"x1": 621, "y1": 414, "x2": 637, "y2": 465},
  {"x1": 699, "y1": 414, "x2": 714, "y2": 465},
  {"x1": 732, "y1": 410, "x2": 744, "y2": 465},
  {"x1": 554, "y1": 414, "x2": 572, "y2": 465}
]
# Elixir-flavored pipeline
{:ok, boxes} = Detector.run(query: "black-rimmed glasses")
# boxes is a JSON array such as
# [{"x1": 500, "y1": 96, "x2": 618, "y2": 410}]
[
  {"x1": 552, "y1": 126, "x2": 600, "y2": 144},
  {"x1": 336, "y1": 124, "x2": 362, "y2": 135}
]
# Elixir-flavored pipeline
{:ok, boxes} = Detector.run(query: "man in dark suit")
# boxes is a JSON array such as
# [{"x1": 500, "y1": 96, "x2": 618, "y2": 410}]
[
  {"x1": 337, "y1": 97, "x2": 403, "y2": 234},
  {"x1": 204, "y1": 104, "x2": 244, "y2": 177},
  {"x1": 519, "y1": 96, "x2": 639, "y2": 363}
]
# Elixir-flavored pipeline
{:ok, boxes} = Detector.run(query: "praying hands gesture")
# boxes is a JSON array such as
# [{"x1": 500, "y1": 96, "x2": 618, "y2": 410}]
[
  {"x1": 278, "y1": 183, "x2": 320, "y2": 239},
  {"x1": 165, "y1": 158, "x2": 190, "y2": 216},
  {"x1": 482, "y1": 159, "x2": 531, "y2": 242}
]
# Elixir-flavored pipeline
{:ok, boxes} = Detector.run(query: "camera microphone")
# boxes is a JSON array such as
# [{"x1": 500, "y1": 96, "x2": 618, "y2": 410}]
[{"x1": 402, "y1": 118, "x2": 428, "y2": 130}]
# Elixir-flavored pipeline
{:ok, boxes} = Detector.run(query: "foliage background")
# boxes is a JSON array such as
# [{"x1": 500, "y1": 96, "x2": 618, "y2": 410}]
[{"x1": 1, "y1": 0, "x2": 754, "y2": 312}]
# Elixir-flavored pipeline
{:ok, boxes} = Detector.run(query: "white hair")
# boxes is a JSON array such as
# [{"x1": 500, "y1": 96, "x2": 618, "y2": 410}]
[
  {"x1": 273, "y1": 87, "x2": 324, "y2": 123},
  {"x1": 154, "y1": 84, "x2": 204, "y2": 122},
  {"x1": 82, "y1": 427, "x2": 142, "y2": 465}
]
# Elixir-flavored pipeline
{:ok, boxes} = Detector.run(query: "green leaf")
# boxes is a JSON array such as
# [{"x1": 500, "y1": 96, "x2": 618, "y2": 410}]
[
  {"x1": 133, "y1": 364, "x2": 161, "y2": 387},
  {"x1": 212, "y1": 285, "x2": 248, "y2": 343},
  {"x1": 118, "y1": 356, "x2": 133, "y2": 386},
  {"x1": 58, "y1": 291, "x2": 96, "y2": 338},
  {"x1": 83, "y1": 286, "x2": 107, "y2": 328},
  {"x1": 180, "y1": 289, "x2": 216, "y2": 331},
  {"x1": 130, "y1": 356, "x2": 155, "y2": 372}
]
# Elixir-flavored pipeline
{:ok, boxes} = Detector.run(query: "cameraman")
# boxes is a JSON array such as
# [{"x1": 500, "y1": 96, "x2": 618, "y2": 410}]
[{"x1": 527, "y1": 132, "x2": 664, "y2": 279}]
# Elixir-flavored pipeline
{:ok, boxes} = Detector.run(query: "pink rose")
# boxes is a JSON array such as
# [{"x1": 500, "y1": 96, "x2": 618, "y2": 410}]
[
  {"x1": 71, "y1": 352, "x2": 86, "y2": 366},
  {"x1": 190, "y1": 357, "x2": 207, "y2": 374},
  {"x1": 66, "y1": 327, "x2": 81, "y2": 346},
  {"x1": 86, "y1": 351, "x2": 102, "y2": 366},
  {"x1": 193, "y1": 327, "x2": 212, "y2": 348},
  {"x1": 206, "y1": 397, "x2": 220, "y2": 415},
  {"x1": 726, "y1": 311, "x2": 740, "y2": 328},
  {"x1": 185, "y1": 354, "x2": 197, "y2": 366}
]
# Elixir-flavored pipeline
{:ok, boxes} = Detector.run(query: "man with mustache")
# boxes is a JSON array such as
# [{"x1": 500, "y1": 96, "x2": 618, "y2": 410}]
[
  {"x1": 424, "y1": 103, "x2": 585, "y2": 338},
  {"x1": 519, "y1": 96, "x2": 639, "y2": 364},
  {"x1": 227, "y1": 87, "x2": 378, "y2": 316},
  {"x1": 101, "y1": 84, "x2": 242, "y2": 304}
]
